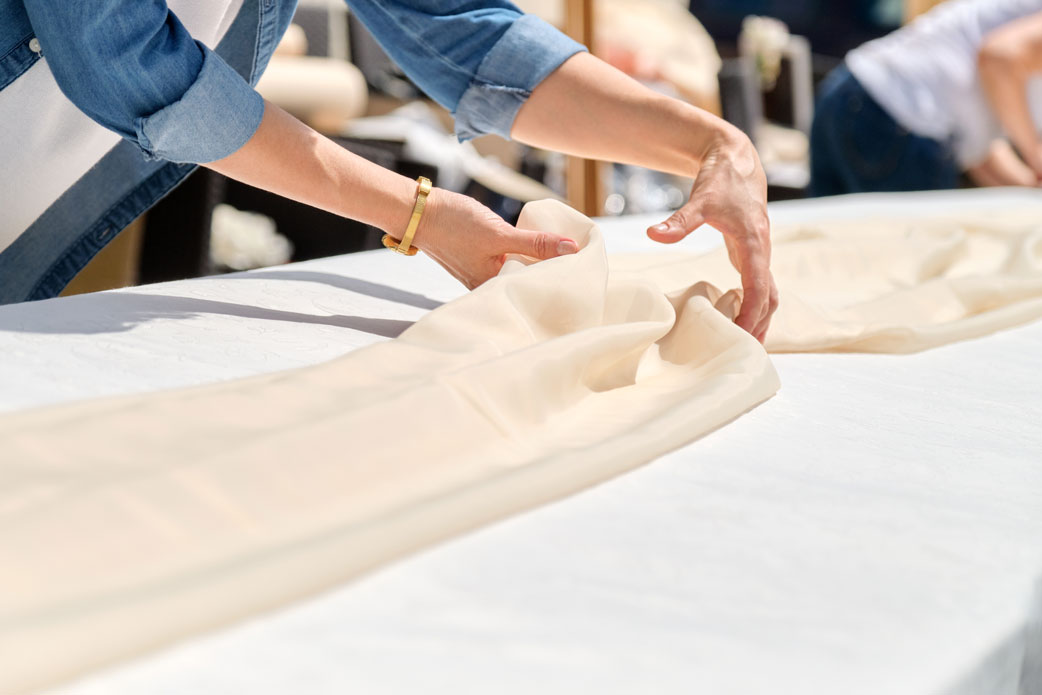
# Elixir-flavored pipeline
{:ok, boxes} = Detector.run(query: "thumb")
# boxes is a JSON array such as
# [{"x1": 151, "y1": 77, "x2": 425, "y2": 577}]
[
  {"x1": 647, "y1": 202, "x2": 706, "y2": 244},
  {"x1": 507, "y1": 229, "x2": 579, "y2": 260}
]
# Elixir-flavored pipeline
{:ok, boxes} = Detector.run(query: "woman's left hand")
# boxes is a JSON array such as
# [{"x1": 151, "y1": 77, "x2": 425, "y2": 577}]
[
  {"x1": 647, "y1": 129, "x2": 778, "y2": 343},
  {"x1": 513, "y1": 53, "x2": 779, "y2": 343}
]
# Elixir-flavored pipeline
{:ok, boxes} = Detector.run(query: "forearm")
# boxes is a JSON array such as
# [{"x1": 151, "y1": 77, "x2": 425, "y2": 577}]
[
  {"x1": 978, "y1": 15, "x2": 1042, "y2": 166},
  {"x1": 204, "y1": 99, "x2": 583, "y2": 291},
  {"x1": 511, "y1": 52, "x2": 739, "y2": 178},
  {"x1": 25, "y1": 0, "x2": 265, "y2": 164},
  {"x1": 512, "y1": 54, "x2": 774, "y2": 339},
  {"x1": 979, "y1": 51, "x2": 1038, "y2": 160},
  {"x1": 205, "y1": 100, "x2": 416, "y2": 236},
  {"x1": 966, "y1": 139, "x2": 1038, "y2": 187}
]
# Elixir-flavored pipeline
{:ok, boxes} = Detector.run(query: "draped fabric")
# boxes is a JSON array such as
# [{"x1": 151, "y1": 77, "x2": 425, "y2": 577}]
[
  {"x1": 0, "y1": 201, "x2": 777, "y2": 693},
  {"x1": 619, "y1": 210, "x2": 1042, "y2": 353}
]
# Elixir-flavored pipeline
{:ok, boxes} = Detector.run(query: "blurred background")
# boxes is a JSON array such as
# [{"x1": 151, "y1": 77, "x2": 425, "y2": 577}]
[{"x1": 64, "y1": 0, "x2": 942, "y2": 296}]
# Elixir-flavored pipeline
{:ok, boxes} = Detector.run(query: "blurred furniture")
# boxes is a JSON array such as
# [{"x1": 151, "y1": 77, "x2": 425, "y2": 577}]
[
  {"x1": 690, "y1": 0, "x2": 899, "y2": 57},
  {"x1": 719, "y1": 26, "x2": 814, "y2": 198},
  {"x1": 138, "y1": 170, "x2": 226, "y2": 284},
  {"x1": 564, "y1": 0, "x2": 603, "y2": 216},
  {"x1": 293, "y1": 0, "x2": 349, "y2": 60},
  {"x1": 138, "y1": 142, "x2": 437, "y2": 285},
  {"x1": 595, "y1": 0, "x2": 722, "y2": 114},
  {"x1": 256, "y1": 56, "x2": 367, "y2": 133},
  {"x1": 904, "y1": 0, "x2": 948, "y2": 23}
]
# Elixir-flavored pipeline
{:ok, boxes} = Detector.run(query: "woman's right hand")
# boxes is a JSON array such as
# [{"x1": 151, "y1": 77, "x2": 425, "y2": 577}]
[
  {"x1": 409, "y1": 188, "x2": 578, "y2": 289},
  {"x1": 967, "y1": 139, "x2": 1040, "y2": 187},
  {"x1": 206, "y1": 101, "x2": 577, "y2": 291}
]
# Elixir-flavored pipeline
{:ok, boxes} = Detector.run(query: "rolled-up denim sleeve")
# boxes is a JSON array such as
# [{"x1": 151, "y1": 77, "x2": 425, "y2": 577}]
[
  {"x1": 347, "y1": 1, "x2": 586, "y2": 140},
  {"x1": 23, "y1": 0, "x2": 263, "y2": 163}
]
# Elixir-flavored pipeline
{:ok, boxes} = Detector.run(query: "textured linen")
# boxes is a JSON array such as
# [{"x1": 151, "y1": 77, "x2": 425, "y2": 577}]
[{"x1": 0, "y1": 201, "x2": 779, "y2": 694}]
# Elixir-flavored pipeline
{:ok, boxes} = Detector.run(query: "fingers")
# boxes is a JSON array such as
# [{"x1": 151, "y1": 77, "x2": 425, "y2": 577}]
[
  {"x1": 506, "y1": 229, "x2": 579, "y2": 260},
  {"x1": 647, "y1": 200, "x2": 779, "y2": 342},
  {"x1": 735, "y1": 279, "x2": 769, "y2": 337},
  {"x1": 732, "y1": 238, "x2": 774, "y2": 337},
  {"x1": 752, "y1": 278, "x2": 780, "y2": 343},
  {"x1": 418, "y1": 191, "x2": 582, "y2": 289},
  {"x1": 647, "y1": 203, "x2": 706, "y2": 244}
]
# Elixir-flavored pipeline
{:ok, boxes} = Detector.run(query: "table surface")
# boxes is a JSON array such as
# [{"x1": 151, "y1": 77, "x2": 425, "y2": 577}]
[{"x1": 3, "y1": 189, "x2": 1040, "y2": 695}]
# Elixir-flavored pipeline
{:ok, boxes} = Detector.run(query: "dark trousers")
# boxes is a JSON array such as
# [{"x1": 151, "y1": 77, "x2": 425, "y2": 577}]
[{"x1": 809, "y1": 65, "x2": 960, "y2": 197}]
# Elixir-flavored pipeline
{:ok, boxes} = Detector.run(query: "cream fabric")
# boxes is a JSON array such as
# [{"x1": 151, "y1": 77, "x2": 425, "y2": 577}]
[
  {"x1": 4, "y1": 201, "x2": 1042, "y2": 693},
  {"x1": 256, "y1": 56, "x2": 368, "y2": 133},
  {"x1": 0, "y1": 201, "x2": 778, "y2": 694},
  {"x1": 614, "y1": 211, "x2": 1042, "y2": 353}
]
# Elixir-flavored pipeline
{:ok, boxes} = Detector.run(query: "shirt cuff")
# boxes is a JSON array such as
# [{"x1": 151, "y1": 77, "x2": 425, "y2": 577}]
[
  {"x1": 135, "y1": 46, "x2": 265, "y2": 164},
  {"x1": 453, "y1": 14, "x2": 586, "y2": 142}
]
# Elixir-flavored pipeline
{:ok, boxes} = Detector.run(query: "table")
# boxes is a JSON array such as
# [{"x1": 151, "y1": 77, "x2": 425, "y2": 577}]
[{"x1": 2, "y1": 189, "x2": 1039, "y2": 695}]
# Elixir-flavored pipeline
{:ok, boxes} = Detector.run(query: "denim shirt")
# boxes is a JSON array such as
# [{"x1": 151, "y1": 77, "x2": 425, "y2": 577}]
[{"x1": 0, "y1": 0, "x2": 584, "y2": 304}]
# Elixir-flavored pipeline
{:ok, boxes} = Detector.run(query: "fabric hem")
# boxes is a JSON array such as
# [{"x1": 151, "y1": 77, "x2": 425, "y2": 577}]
[{"x1": 136, "y1": 46, "x2": 264, "y2": 163}]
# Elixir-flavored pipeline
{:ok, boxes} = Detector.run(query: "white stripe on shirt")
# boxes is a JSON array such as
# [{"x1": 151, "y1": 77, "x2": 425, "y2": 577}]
[{"x1": 0, "y1": 0, "x2": 243, "y2": 255}]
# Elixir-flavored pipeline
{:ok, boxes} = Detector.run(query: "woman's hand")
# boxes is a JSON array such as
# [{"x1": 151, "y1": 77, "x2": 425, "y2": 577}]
[
  {"x1": 207, "y1": 101, "x2": 577, "y2": 291},
  {"x1": 513, "y1": 52, "x2": 778, "y2": 342},
  {"x1": 411, "y1": 189, "x2": 578, "y2": 289},
  {"x1": 647, "y1": 128, "x2": 777, "y2": 342},
  {"x1": 966, "y1": 139, "x2": 1040, "y2": 187}
]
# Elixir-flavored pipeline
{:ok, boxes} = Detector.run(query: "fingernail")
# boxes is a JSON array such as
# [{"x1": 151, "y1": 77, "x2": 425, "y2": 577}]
[
  {"x1": 557, "y1": 239, "x2": 578, "y2": 255},
  {"x1": 650, "y1": 223, "x2": 668, "y2": 233}
]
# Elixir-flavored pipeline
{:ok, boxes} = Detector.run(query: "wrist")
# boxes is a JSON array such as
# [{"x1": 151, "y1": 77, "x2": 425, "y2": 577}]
[
  {"x1": 697, "y1": 122, "x2": 760, "y2": 179},
  {"x1": 380, "y1": 176, "x2": 435, "y2": 256},
  {"x1": 371, "y1": 174, "x2": 421, "y2": 239},
  {"x1": 673, "y1": 101, "x2": 751, "y2": 177}
]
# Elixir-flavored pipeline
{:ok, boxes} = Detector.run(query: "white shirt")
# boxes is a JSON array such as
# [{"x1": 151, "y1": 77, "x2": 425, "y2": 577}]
[{"x1": 846, "y1": 0, "x2": 1042, "y2": 168}]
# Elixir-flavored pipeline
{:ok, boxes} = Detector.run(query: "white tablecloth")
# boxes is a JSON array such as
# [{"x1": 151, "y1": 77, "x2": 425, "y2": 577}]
[{"x1": 2, "y1": 189, "x2": 1039, "y2": 695}]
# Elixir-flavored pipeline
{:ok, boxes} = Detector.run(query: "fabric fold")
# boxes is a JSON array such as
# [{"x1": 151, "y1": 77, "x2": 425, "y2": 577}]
[{"x1": 611, "y1": 212, "x2": 1042, "y2": 353}]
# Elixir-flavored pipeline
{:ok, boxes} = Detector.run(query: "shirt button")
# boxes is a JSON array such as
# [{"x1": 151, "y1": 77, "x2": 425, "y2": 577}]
[{"x1": 28, "y1": 38, "x2": 41, "y2": 54}]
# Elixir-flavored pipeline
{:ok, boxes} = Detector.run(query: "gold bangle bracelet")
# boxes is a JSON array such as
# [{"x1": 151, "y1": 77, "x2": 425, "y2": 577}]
[{"x1": 382, "y1": 176, "x2": 432, "y2": 256}]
